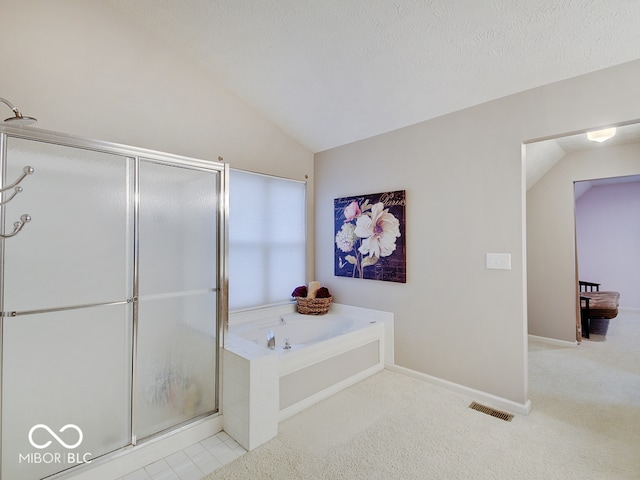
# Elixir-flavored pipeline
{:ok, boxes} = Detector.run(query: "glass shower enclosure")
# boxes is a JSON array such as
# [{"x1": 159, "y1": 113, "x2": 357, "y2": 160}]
[{"x1": 0, "y1": 126, "x2": 227, "y2": 480}]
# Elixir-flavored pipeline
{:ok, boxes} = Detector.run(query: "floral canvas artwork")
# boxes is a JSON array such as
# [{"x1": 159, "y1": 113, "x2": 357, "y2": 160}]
[{"x1": 334, "y1": 190, "x2": 406, "y2": 283}]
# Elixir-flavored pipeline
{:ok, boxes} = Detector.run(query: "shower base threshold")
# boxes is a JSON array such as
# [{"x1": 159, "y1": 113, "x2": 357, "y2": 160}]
[{"x1": 56, "y1": 415, "x2": 224, "y2": 480}]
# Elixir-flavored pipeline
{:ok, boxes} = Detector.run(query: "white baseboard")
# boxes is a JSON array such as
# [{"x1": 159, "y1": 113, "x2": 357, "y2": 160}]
[
  {"x1": 386, "y1": 364, "x2": 532, "y2": 416},
  {"x1": 620, "y1": 307, "x2": 640, "y2": 313},
  {"x1": 528, "y1": 334, "x2": 578, "y2": 347}
]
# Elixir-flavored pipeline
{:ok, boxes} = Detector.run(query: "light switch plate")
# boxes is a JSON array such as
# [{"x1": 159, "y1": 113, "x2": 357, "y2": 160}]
[{"x1": 486, "y1": 253, "x2": 511, "y2": 270}]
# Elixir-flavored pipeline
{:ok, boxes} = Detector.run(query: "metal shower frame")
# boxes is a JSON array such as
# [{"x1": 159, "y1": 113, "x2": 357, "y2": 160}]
[{"x1": 0, "y1": 124, "x2": 229, "y2": 474}]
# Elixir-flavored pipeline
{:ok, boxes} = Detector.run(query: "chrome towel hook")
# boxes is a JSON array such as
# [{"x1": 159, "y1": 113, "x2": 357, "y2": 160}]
[
  {"x1": 1, "y1": 214, "x2": 31, "y2": 239},
  {"x1": 1, "y1": 166, "x2": 34, "y2": 238},
  {"x1": 0, "y1": 186, "x2": 22, "y2": 205},
  {"x1": 0, "y1": 166, "x2": 34, "y2": 193}
]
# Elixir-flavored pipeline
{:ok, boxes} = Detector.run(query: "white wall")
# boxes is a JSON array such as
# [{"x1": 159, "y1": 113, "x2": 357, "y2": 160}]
[
  {"x1": 1, "y1": 0, "x2": 315, "y2": 279},
  {"x1": 315, "y1": 60, "x2": 640, "y2": 407},
  {"x1": 528, "y1": 144, "x2": 640, "y2": 341}
]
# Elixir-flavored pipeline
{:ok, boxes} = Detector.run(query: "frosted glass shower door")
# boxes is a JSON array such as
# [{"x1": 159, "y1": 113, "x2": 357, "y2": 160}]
[
  {"x1": 2, "y1": 305, "x2": 133, "y2": 480},
  {"x1": 135, "y1": 160, "x2": 219, "y2": 440},
  {"x1": 1, "y1": 138, "x2": 133, "y2": 479},
  {"x1": 2, "y1": 138, "x2": 133, "y2": 311}
]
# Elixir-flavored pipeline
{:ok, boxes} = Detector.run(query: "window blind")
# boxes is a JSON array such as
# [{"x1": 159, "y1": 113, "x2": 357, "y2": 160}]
[{"x1": 229, "y1": 169, "x2": 306, "y2": 310}]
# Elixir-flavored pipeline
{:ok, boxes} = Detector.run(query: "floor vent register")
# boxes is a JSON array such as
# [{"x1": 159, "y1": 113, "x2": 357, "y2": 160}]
[{"x1": 469, "y1": 402, "x2": 514, "y2": 422}]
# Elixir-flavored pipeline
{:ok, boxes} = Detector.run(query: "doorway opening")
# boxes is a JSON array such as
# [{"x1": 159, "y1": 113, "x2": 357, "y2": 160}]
[{"x1": 525, "y1": 122, "x2": 640, "y2": 342}]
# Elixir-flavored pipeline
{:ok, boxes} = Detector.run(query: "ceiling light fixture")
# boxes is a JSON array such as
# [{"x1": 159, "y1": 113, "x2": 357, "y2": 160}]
[{"x1": 586, "y1": 127, "x2": 616, "y2": 143}]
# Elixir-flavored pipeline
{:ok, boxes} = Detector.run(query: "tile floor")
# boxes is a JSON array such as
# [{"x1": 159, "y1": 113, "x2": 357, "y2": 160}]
[{"x1": 116, "y1": 431, "x2": 245, "y2": 480}]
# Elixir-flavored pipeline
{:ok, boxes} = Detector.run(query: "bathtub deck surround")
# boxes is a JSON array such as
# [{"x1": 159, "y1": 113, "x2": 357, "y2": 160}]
[
  {"x1": 223, "y1": 303, "x2": 394, "y2": 451},
  {"x1": 223, "y1": 336, "x2": 279, "y2": 451}
]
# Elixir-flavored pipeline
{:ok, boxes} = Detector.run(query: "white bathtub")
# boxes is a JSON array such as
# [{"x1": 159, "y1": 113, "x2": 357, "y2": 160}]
[
  {"x1": 231, "y1": 309, "x2": 387, "y2": 417},
  {"x1": 223, "y1": 303, "x2": 394, "y2": 449},
  {"x1": 231, "y1": 312, "x2": 377, "y2": 352}
]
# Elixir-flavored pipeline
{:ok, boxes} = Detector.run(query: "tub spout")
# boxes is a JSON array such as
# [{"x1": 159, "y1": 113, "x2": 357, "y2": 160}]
[{"x1": 267, "y1": 330, "x2": 275, "y2": 350}]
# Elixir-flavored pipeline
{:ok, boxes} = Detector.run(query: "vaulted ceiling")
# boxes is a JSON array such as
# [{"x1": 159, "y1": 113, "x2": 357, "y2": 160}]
[{"x1": 107, "y1": 0, "x2": 640, "y2": 153}]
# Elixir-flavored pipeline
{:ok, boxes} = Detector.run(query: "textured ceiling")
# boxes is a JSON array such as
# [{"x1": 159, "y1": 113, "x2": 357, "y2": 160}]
[{"x1": 107, "y1": 0, "x2": 640, "y2": 152}]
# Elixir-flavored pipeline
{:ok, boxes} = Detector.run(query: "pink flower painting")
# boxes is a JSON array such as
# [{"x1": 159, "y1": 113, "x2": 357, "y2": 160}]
[{"x1": 334, "y1": 190, "x2": 406, "y2": 283}]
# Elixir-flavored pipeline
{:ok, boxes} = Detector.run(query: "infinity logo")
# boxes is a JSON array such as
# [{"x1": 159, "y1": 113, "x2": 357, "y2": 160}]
[{"x1": 28, "y1": 424, "x2": 83, "y2": 450}]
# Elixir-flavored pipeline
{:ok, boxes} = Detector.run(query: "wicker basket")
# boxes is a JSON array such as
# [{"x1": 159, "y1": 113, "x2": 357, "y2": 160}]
[{"x1": 295, "y1": 296, "x2": 332, "y2": 315}]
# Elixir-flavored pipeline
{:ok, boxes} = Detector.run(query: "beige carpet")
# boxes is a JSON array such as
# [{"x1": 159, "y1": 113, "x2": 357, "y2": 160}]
[{"x1": 206, "y1": 309, "x2": 640, "y2": 479}]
